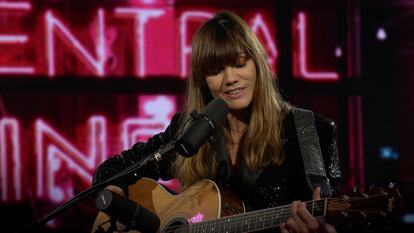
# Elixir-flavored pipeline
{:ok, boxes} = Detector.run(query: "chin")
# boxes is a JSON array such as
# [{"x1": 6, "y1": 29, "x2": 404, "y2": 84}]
[{"x1": 228, "y1": 102, "x2": 251, "y2": 112}]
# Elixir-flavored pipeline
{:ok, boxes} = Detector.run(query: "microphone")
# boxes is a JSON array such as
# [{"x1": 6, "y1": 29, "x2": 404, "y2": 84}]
[
  {"x1": 95, "y1": 189, "x2": 160, "y2": 233},
  {"x1": 176, "y1": 98, "x2": 229, "y2": 157}
]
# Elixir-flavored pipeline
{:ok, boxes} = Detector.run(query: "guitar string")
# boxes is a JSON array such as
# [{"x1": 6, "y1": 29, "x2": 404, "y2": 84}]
[
  {"x1": 161, "y1": 195, "x2": 387, "y2": 233},
  {"x1": 162, "y1": 194, "x2": 388, "y2": 233}
]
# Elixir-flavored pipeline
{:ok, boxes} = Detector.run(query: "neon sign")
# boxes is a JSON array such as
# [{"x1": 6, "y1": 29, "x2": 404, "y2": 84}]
[
  {"x1": 0, "y1": 1, "x2": 338, "y2": 79},
  {"x1": 0, "y1": 1, "x2": 34, "y2": 74},
  {"x1": 293, "y1": 12, "x2": 339, "y2": 80},
  {"x1": 0, "y1": 1, "x2": 342, "y2": 206},
  {"x1": 0, "y1": 95, "x2": 176, "y2": 204}
]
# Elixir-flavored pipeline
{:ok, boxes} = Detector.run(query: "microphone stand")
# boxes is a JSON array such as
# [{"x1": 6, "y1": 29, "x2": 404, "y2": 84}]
[{"x1": 15, "y1": 141, "x2": 177, "y2": 233}]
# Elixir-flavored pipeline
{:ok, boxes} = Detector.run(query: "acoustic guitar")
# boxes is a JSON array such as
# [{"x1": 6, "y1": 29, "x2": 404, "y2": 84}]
[{"x1": 91, "y1": 178, "x2": 402, "y2": 233}]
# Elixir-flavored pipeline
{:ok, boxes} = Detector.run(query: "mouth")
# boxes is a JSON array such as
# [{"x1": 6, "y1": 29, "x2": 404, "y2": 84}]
[
  {"x1": 223, "y1": 87, "x2": 246, "y2": 99},
  {"x1": 224, "y1": 87, "x2": 245, "y2": 94}
]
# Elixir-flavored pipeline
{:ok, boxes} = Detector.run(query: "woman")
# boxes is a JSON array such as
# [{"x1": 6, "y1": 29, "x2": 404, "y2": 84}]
[{"x1": 93, "y1": 11, "x2": 341, "y2": 233}]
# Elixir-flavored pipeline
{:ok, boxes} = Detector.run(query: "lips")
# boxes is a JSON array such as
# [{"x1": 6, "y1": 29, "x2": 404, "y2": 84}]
[{"x1": 224, "y1": 87, "x2": 246, "y2": 99}]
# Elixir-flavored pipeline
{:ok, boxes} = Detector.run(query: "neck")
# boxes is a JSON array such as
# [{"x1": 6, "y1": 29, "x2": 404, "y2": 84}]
[{"x1": 226, "y1": 109, "x2": 250, "y2": 133}]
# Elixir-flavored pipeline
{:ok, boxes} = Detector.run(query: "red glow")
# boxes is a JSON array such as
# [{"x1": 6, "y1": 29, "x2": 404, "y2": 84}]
[
  {"x1": 294, "y1": 12, "x2": 339, "y2": 80},
  {"x1": 122, "y1": 95, "x2": 176, "y2": 149},
  {"x1": 35, "y1": 117, "x2": 107, "y2": 202},
  {"x1": 0, "y1": 1, "x2": 31, "y2": 10},
  {"x1": 250, "y1": 14, "x2": 278, "y2": 72},
  {"x1": 356, "y1": 97, "x2": 365, "y2": 189},
  {"x1": 179, "y1": 11, "x2": 213, "y2": 78},
  {"x1": 0, "y1": 95, "x2": 177, "y2": 204},
  {"x1": 45, "y1": 9, "x2": 106, "y2": 77},
  {"x1": 347, "y1": 97, "x2": 365, "y2": 189},
  {"x1": 115, "y1": 8, "x2": 166, "y2": 77},
  {"x1": 0, "y1": 2, "x2": 33, "y2": 74},
  {"x1": 0, "y1": 5, "x2": 325, "y2": 79},
  {"x1": 0, "y1": 35, "x2": 28, "y2": 43},
  {"x1": 0, "y1": 118, "x2": 22, "y2": 202},
  {"x1": 348, "y1": 98, "x2": 356, "y2": 188},
  {"x1": 0, "y1": 67, "x2": 34, "y2": 74}
]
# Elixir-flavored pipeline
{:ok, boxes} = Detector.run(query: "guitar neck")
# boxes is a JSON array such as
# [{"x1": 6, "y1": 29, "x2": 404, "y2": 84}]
[{"x1": 190, "y1": 199, "x2": 328, "y2": 233}]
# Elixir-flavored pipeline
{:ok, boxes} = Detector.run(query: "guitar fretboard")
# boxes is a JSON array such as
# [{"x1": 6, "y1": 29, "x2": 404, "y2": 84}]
[{"x1": 188, "y1": 199, "x2": 327, "y2": 233}]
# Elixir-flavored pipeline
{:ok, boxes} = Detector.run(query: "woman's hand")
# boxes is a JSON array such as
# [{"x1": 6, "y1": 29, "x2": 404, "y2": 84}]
[
  {"x1": 105, "y1": 185, "x2": 126, "y2": 196},
  {"x1": 103, "y1": 185, "x2": 128, "y2": 231},
  {"x1": 280, "y1": 187, "x2": 323, "y2": 233}
]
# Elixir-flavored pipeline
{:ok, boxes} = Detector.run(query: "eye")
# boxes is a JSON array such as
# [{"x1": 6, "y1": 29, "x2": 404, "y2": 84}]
[
  {"x1": 233, "y1": 56, "x2": 247, "y2": 68},
  {"x1": 208, "y1": 68, "x2": 222, "y2": 76},
  {"x1": 234, "y1": 62, "x2": 246, "y2": 68}
]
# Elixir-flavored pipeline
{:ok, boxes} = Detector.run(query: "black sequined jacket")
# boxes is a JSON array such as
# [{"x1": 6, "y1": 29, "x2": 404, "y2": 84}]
[{"x1": 92, "y1": 108, "x2": 341, "y2": 212}]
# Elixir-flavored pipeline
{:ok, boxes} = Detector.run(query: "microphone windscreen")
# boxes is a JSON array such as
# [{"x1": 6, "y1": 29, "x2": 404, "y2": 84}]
[
  {"x1": 96, "y1": 189, "x2": 160, "y2": 233},
  {"x1": 201, "y1": 98, "x2": 229, "y2": 127},
  {"x1": 176, "y1": 98, "x2": 229, "y2": 157}
]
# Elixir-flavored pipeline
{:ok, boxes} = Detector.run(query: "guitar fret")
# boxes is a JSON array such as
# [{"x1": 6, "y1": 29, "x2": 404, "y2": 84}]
[
  {"x1": 229, "y1": 214, "x2": 234, "y2": 233},
  {"x1": 198, "y1": 221, "x2": 203, "y2": 233},
  {"x1": 251, "y1": 210, "x2": 257, "y2": 231},
  {"x1": 217, "y1": 218, "x2": 221, "y2": 233},
  {"x1": 312, "y1": 200, "x2": 315, "y2": 216},
  {"x1": 264, "y1": 209, "x2": 272, "y2": 228},
  {"x1": 208, "y1": 218, "x2": 214, "y2": 232},
  {"x1": 241, "y1": 216, "x2": 248, "y2": 232},
  {"x1": 247, "y1": 211, "x2": 252, "y2": 232},
  {"x1": 280, "y1": 206, "x2": 289, "y2": 225},
  {"x1": 201, "y1": 220, "x2": 208, "y2": 233},
  {"x1": 223, "y1": 218, "x2": 227, "y2": 233},
  {"x1": 233, "y1": 217, "x2": 239, "y2": 233},
  {"x1": 190, "y1": 199, "x2": 329, "y2": 233},
  {"x1": 307, "y1": 199, "x2": 325, "y2": 218}
]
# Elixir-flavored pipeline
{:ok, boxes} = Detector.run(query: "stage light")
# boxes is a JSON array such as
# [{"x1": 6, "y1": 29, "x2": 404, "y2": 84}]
[
  {"x1": 379, "y1": 146, "x2": 399, "y2": 160},
  {"x1": 402, "y1": 213, "x2": 414, "y2": 224},
  {"x1": 335, "y1": 46, "x2": 342, "y2": 58},
  {"x1": 376, "y1": 27, "x2": 387, "y2": 41}
]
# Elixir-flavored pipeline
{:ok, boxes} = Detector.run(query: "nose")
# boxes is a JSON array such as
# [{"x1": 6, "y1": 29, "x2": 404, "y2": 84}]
[{"x1": 223, "y1": 67, "x2": 238, "y2": 86}]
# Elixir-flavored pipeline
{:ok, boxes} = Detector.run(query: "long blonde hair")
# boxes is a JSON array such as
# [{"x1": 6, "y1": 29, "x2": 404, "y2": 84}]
[{"x1": 173, "y1": 11, "x2": 289, "y2": 189}]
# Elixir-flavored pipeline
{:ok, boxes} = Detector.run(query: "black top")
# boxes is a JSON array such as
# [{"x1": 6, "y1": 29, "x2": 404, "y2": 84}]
[{"x1": 92, "y1": 108, "x2": 341, "y2": 212}]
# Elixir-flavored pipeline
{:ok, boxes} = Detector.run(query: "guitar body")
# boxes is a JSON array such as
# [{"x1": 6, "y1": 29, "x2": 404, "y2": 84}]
[
  {"x1": 91, "y1": 178, "x2": 245, "y2": 233},
  {"x1": 92, "y1": 178, "x2": 401, "y2": 233}
]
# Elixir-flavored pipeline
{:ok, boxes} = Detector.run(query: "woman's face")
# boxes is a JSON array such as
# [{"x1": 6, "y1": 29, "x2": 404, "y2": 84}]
[{"x1": 205, "y1": 55, "x2": 257, "y2": 111}]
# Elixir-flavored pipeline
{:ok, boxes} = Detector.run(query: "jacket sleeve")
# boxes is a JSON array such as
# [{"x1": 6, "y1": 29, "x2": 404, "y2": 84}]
[
  {"x1": 91, "y1": 112, "x2": 185, "y2": 194},
  {"x1": 314, "y1": 112, "x2": 342, "y2": 197}
]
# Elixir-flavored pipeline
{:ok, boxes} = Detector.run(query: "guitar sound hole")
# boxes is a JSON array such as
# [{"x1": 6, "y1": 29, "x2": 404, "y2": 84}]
[{"x1": 162, "y1": 217, "x2": 189, "y2": 233}]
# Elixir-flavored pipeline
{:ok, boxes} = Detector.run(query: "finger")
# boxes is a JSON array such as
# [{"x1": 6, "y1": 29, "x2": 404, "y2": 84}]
[
  {"x1": 105, "y1": 185, "x2": 126, "y2": 196},
  {"x1": 280, "y1": 222, "x2": 290, "y2": 233},
  {"x1": 116, "y1": 221, "x2": 127, "y2": 231},
  {"x1": 297, "y1": 202, "x2": 319, "y2": 232},
  {"x1": 290, "y1": 201, "x2": 307, "y2": 232},
  {"x1": 286, "y1": 217, "x2": 300, "y2": 233},
  {"x1": 312, "y1": 187, "x2": 321, "y2": 200}
]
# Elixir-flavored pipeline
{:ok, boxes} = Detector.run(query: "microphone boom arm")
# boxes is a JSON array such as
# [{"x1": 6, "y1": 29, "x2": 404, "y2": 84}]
[{"x1": 15, "y1": 141, "x2": 176, "y2": 233}]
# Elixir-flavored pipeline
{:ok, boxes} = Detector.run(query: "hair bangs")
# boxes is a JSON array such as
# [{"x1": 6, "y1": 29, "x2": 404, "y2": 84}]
[{"x1": 193, "y1": 19, "x2": 251, "y2": 79}]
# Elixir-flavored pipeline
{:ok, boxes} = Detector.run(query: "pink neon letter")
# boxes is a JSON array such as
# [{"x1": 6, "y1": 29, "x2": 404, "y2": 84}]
[
  {"x1": 250, "y1": 14, "x2": 278, "y2": 70},
  {"x1": 121, "y1": 95, "x2": 176, "y2": 149},
  {"x1": 0, "y1": 2, "x2": 34, "y2": 74},
  {"x1": 179, "y1": 11, "x2": 213, "y2": 78},
  {"x1": 294, "y1": 12, "x2": 338, "y2": 80},
  {"x1": 35, "y1": 116, "x2": 107, "y2": 202},
  {"x1": 115, "y1": 8, "x2": 165, "y2": 78},
  {"x1": 45, "y1": 9, "x2": 106, "y2": 77},
  {"x1": 0, "y1": 118, "x2": 22, "y2": 202},
  {"x1": 0, "y1": 2, "x2": 31, "y2": 10}
]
